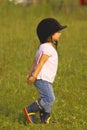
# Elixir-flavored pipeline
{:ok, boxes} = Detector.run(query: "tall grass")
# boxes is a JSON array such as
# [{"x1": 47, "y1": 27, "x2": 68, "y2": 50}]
[{"x1": 0, "y1": 0, "x2": 87, "y2": 130}]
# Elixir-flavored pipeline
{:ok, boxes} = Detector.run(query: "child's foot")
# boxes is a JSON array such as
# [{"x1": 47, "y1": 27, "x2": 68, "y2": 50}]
[
  {"x1": 40, "y1": 111, "x2": 51, "y2": 124},
  {"x1": 24, "y1": 107, "x2": 36, "y2": 123},
  {"x1": 39, "y1": 110, "x2": 44, "y2": 122}
]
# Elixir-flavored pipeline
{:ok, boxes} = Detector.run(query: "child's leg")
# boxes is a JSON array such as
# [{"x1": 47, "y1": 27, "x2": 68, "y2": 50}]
[
  {"x1": 24, "y1": 99, "x2": 43, "y2": 123},
  {"x1": 34, "y1": 79, "x2": 55, "y2": 124}
]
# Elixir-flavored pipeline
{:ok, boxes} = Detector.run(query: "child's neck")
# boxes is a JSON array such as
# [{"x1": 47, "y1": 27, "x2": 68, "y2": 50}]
[
  {"x1": 47, "y1": 42, "x2": 56, "y2": 48},
  {"x1": 47, "y1": 42, "x2": 53, "y2": 45},
  {"x1": 46, "y1": 41, "x2": 58, "y2": 49}
]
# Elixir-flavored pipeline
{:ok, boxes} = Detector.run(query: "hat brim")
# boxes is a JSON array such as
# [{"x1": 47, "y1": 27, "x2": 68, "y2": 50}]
[{"x1": 58, "y1": 25, "x2": 67, "y2": 31}]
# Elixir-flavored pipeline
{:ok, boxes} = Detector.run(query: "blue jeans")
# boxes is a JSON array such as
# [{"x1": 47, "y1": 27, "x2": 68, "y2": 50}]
[{"x1": 34, "y1": 79, "x2": 55, "y2": 113}]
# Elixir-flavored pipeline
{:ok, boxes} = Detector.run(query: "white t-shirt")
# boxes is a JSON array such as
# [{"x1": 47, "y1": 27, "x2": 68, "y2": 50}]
[{"x1": 35, "y1": 43, "x2": 58, "y2": 83}]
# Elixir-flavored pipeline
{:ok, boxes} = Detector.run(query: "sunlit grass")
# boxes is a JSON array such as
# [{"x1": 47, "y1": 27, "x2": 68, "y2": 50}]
[{"x1": 0, "y1": 0, "x2": 87, "y2": 130}]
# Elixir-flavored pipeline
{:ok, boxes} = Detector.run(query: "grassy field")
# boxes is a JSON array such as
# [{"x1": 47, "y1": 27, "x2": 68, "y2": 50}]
[{"x1": 0, "y1": 0, "x2": 87, "y2": 130}]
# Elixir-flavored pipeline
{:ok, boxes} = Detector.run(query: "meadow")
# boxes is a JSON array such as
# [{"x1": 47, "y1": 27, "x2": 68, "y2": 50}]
[{"x1": 0, "y1": 0, "x2": 87, "y2": 130}]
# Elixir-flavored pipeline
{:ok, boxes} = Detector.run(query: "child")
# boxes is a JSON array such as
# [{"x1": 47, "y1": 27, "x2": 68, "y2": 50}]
[{"x1": 24, "y1": 18, "x2": 67, "y2": 124}]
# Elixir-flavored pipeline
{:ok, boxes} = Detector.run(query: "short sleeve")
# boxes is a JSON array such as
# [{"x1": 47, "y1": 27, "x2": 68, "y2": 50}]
[{"x1": 41, "y1": 44, "x2": 52, "y2": 56}]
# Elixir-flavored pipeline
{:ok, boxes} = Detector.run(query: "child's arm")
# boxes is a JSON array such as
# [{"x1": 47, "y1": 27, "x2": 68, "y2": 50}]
[
  {"x1": 27, "y1": 58, "x2": 37, "y2": 79},
  {"x1": 27, "y1": 54, "x2": 49, "y2": 84}
]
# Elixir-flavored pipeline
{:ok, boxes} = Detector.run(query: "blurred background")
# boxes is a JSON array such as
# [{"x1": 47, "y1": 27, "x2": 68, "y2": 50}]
[{"x1": 7, "y1": 0, "x2": 87, "y2": 6}]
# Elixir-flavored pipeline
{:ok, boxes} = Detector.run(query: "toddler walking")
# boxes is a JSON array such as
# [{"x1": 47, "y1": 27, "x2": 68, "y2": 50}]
[{"x1": 24, "y1": 18, "x2": 67, "y2": 124}]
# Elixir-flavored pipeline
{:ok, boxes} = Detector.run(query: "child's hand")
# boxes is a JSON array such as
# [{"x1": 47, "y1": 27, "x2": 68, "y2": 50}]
[{"x1": 27, "y1": 76, "x2": 36, "y2": 84}]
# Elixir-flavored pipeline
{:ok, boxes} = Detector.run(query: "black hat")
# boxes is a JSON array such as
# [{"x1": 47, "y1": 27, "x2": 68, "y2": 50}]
[{"x1": 37, "y1": 18, "x2": 67, "y2": 43}]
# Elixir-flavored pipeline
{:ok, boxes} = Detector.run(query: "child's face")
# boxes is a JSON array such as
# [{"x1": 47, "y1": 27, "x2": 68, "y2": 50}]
[{"x1": 52, "y1": 32, "x2": 61, "y2": 42}]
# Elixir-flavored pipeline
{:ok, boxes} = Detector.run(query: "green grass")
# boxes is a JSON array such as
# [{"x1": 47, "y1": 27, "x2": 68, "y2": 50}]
[{"x1": 0, "y1": 0, "x2": 87, "y2": 130}]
